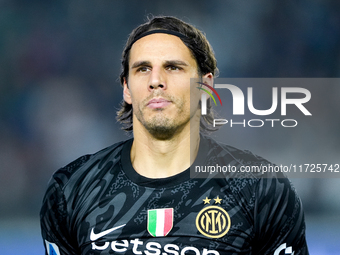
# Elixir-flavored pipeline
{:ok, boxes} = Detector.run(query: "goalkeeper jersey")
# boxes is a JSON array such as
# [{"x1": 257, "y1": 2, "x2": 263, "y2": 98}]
[{"x1": 40, "y1": 135, "x2": 309, "y2": 255}]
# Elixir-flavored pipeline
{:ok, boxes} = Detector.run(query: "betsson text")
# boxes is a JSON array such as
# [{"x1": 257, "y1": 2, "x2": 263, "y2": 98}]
[{"x1": 92, "y1": 238, "x2": 219, "y2": 255}]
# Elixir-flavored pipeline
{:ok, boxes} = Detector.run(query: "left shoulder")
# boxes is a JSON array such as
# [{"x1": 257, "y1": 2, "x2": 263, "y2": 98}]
[
  {"x1": 202, "y1": 135, "x2": 279, "y2": 178},
  {"x1": 203, "y1": 135, "x2": 271, "y2": 164}
]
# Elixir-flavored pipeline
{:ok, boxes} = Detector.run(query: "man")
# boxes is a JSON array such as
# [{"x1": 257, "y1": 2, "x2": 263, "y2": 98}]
[{"x1": 41, "y1": 16, "x2": 309, "y2": 254}]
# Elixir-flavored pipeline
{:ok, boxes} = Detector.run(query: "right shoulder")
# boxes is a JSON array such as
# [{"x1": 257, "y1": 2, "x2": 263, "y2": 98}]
[{"x1": 50, "y1": 139, "x2": 131, "y2": 188}]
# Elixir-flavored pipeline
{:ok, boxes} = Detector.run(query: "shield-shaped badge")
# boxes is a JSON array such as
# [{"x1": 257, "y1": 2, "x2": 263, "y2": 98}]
[{"x1": 147, "y1": 208, "x2": 173, "y2": 237}]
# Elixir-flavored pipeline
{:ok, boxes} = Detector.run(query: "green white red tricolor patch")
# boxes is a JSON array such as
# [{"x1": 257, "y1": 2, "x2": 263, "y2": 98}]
[{"x1": 147, "y1": 208, "x2": 173, "y2": 237}]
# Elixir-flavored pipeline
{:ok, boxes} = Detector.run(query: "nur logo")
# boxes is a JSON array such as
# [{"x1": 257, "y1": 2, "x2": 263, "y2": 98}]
[
  {"x1": 147, "y1": 208, "x2": 173, "y2": 237},
  {"x1": 196, "y1": 82, "x2": 222, "y2": 115}
]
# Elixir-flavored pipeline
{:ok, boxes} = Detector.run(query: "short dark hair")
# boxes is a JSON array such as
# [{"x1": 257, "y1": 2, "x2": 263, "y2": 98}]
[{"x1": 117, "y1": 15, "x2": 219, "y2": 133}]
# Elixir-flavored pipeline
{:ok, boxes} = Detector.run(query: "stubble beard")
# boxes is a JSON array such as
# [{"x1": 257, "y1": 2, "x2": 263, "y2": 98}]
[{"x1": 134, "y1": 95, "x2": 188, "y2": 140}]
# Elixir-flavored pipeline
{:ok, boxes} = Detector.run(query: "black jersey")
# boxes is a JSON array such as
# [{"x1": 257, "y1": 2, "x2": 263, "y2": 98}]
[{"x1": 40, "y1": 136, "x2": 308, "y2": 255}]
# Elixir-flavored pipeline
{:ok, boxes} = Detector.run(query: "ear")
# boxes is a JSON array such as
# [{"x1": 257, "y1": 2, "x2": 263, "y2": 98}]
[
  {"x1": 197, "y1": 72, "x2": 214, "y2": 96},
  {"x1": 123, "y1": 78, "x2": 132, "y2": 104},
  {"x1": 202, "y1": 72, "x2": 213, "y2": 87}
]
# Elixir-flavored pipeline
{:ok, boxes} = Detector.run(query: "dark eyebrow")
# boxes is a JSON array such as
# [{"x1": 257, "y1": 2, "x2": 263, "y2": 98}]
[
  {"x1": 131, "y1": 61, "x2": 152, "y2": 69},
  {"x1": 131, "y1": 60, "x2": 189, "y2": 69},
  {"x1": 164, "y1": 60, "x2": 188, "y2": 67}
]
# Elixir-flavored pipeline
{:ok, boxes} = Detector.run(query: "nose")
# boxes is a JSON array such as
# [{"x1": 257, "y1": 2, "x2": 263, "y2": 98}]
[{"x1": 148, "y1": 67, "x2": 167, "y2": 91}]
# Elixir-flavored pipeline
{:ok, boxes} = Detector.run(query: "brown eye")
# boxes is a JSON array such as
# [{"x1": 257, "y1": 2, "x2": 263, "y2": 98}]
[
  {"x1": 137, "y1": 66, "x2": 150, "y2": 73},
  {"x1": 166, "y1": 65, "x2": 182, "y2": 71}
]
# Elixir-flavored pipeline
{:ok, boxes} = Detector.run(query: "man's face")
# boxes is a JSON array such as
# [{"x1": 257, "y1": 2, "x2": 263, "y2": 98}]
[{"x1": 123, "y1": 33, "x2": 208, "y2": 139}]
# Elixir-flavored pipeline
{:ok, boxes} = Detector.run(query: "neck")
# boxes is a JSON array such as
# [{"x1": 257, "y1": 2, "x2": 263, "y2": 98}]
[{"x1": 130, "y1": 118, "x2": 201, "y2": 178}]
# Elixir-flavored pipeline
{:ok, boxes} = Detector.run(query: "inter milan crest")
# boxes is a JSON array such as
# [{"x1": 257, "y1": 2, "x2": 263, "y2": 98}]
[
  {"x1": 195, "y1": 196, "x2": 231, "y2": 238},
  {"x1": 147, "y1": 208, "x2": 173, "y2": 237}
]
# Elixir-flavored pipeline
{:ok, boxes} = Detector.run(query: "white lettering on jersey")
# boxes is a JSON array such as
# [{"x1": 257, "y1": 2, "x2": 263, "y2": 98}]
[{"x1": 91, "y1": 237, "x2": 220, "y2": 255}]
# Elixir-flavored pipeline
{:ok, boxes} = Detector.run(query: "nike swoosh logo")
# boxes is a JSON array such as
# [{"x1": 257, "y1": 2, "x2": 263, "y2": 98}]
[{"x1": 90, "y1": 224, "x2": 126, "y2": 241}]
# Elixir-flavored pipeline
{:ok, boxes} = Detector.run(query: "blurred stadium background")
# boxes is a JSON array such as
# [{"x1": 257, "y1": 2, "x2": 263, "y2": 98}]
[{"x1": 0, "y1": 0, "x2": 340, "y2": 254}]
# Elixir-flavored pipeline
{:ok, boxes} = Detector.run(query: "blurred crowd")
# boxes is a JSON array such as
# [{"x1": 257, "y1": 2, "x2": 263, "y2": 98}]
[{"x1": 1, "y1": 0, "x2": 340, "y2": 218}]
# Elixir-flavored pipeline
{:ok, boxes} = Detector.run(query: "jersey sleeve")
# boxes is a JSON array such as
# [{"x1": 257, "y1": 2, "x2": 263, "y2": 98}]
[
  {"x1": 252, "y1": 176, "x2": 309, "y2": 255},
  {"x1": 40, "y1": 176, "x2": 78, "y2": 255}
]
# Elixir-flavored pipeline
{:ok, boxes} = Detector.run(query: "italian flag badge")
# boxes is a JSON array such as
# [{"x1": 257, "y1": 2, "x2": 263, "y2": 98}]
[{"x1": 147, "y1": 208, "x2": 173, "y2": 237}]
